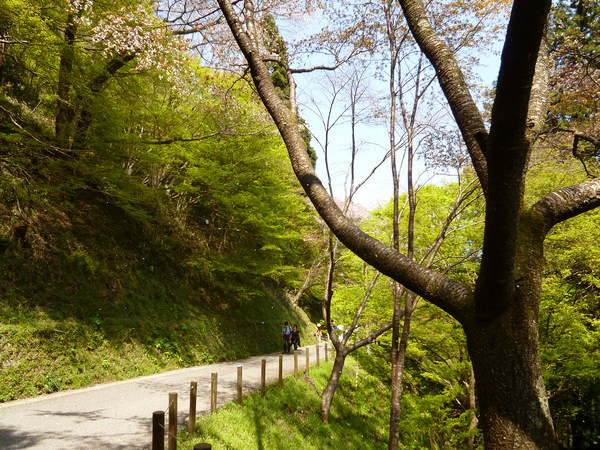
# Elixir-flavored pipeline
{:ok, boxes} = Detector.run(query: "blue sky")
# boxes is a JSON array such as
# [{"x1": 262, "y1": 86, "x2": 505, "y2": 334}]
[{"x1": 294, "y1": 52, "x2": 501, "y2": 210}]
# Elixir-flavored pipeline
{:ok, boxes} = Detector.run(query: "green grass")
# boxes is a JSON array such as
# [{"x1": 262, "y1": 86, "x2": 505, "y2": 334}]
[
  {"x1": 0, "y1": 285, "x2": 312, "y2": 402},
  {"x1": 178, "y1": 358, "x2": 390, "y2": 449},
  {"x1": 0, "y1": 216, "x2": 312, "y2": 402}
]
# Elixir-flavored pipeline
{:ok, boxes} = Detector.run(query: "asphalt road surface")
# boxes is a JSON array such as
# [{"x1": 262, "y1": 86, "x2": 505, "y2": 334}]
[{"x1": 0, "y1": 344, "x2": 325, "y2": 449}]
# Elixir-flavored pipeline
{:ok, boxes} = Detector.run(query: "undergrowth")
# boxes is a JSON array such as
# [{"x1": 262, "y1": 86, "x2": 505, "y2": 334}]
[
  {"x1": 178, "y1": 358, "x2": 390, "y2": 449},
  {"x1": 0, "y1": 185, "x2": 312, "y2": 402}
]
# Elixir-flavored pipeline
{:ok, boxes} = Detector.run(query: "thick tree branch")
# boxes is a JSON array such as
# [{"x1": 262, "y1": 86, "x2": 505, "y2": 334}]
[
  {"x1": 397, "y1": 0, "x2": 489, "y2": 193},
  {"x1": 532, "y1": 178, "x2": 600, "y2": 234},
  {"x1": 347, "y1": 322, "x2": 394, "y2": 353},
  {"x1": 290, "y1": 62, "x2": 347, "y2": 74},
  {"x1": 0, "y1": 38, "x2": 30, "y2": 44},
  {"x1": 490, "y1": 0, "x2": 551, "y2": 150},
  {"x1": 573, "y1": 132, "x2": 600, "y2": 150},
  {"x1": 527, "y1": 33, "x2": 550, "y2": 138},
  {"x1": 474, "y1": 0, "x2": 551, "y2": 317},
  {"x1": 217, "y1": 0, "x2": 471, "y2": 322}
]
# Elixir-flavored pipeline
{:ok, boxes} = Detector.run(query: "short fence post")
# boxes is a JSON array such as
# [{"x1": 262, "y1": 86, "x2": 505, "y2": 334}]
[
  {"x1": 236, "y1": 365, "x2": 243, "y2": 404},
  {"x1": 278, "y1": 354, "x2": 283, "y2": 387},
  {"x1": 168, "y1": 392, "x2": 177, "y2": 450},
  {"x1": 305, "y1": 348, "x2": 310, "y2": 377},
  {"x1": 152, "y1": 410, "x2": 165, "y2": 450},
  {"x1": 316, "y1": 344, "x2": 320, "y2": 367},
  {"x1": 325, "y1": 343, "x2": 328, "y2": 362},
  {"x1": 294, "y1": 351, "x2": 298, "y2": 379},
  {"x1": 261, "y1": 359, "x2": 266, "y2": 396},
  {"x1": 188, "y1": 381, "x2": 197, "y2": 433},
  {"x1": 194, "y1": 444, "x2": 212, "y2": 450},
  {"x1": 210, "y1": 373, "x2": 218, "y2": 413}
]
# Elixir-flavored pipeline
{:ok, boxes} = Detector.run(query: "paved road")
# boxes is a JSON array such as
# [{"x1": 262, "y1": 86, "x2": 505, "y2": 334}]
[{"x1": 0, "y1": 344, "x2": 326, "y2": 449}]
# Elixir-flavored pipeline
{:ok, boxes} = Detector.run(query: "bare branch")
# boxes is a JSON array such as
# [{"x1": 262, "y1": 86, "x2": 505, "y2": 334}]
[
  {"x1": 397, "y1": 0, "x2": 489, "y2": 193},
  {"x1": 217, "y1": 0, "x2": 472, "y2": 322},
  {"x1": 573, "y1": 132, "x2": 600, "y2": 149},
  {"x1": 140, "y1": 126, "x2": 274, "y2": 145},
  {"x1": 0, "y1": 38, "x2": 30, "y2": 44},
  {"x1": 346, "y1": 322, "x2": 394, "y2": 353}
]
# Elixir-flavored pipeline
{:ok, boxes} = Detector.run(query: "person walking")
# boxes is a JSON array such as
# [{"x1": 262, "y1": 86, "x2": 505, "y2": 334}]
[
  {"x1": 290, "y1": 324, "x2": 301, "y2": 351},
  {"x1": 281, "y1": 321, "x2": 292, "y2": 353}
]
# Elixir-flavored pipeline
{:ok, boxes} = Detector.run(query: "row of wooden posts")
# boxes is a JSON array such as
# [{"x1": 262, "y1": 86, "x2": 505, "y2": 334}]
[{"x1": 152, "y1": 343, "x2": 329, "y2": 450}]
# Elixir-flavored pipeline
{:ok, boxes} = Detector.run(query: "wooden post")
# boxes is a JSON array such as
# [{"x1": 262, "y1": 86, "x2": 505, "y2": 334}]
[
  {"x1": 188, "y1": 381, "x2": 197, "y2": 433},
  {"x1": 261, "y1": 359, "x2": 266, "y2": 396},
  {"x1": 294, "y1": 351, "x2": 298, "y2": 379},
  {"x1": 168, "y1": 392, "x2": 177, "y2": 450},
  {"x1": 210, "y1": 373, "x2": 217, "y2": 413},
  {"x1": 316, "y1": 344, "x2": 320, "y2": 367},
  {"x1": 236, "y1": 365, "x2": 243, "y2": 404},
  {"x1": 305, "y1": 348, "x2": 310, "y2": 377},
  {"x1": 325, "y1": 343, "x2": 328, "y2": 362},
  {"x1": 152, "y1": 410, "x2": 165, "y2": 450},
  {"x1": 278, "y1": 354, "x2": 283, "y2": 388}
]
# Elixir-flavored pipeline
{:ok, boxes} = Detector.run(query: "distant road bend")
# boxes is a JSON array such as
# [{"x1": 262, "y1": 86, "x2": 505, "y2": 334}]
[{"x1": 0, "y1": 344, "x2": 322, "y2": 449}]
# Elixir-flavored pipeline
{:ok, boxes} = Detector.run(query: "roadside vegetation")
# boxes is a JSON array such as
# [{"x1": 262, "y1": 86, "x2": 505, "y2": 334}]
[
  {"x1": 1, "y1": 274, "x2": 311, "y2": 402},
  {"x1": 178, "y1": 358, "x2": 390, "y2": 450}
]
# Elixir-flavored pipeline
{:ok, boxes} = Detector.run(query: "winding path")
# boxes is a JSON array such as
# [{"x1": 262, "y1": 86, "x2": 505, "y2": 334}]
[{"x1": 0, "y1": 344, "x2": 324, "y2": 449}]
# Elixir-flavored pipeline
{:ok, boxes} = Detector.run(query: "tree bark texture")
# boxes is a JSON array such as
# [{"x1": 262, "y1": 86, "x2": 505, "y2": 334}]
[
  {"x1": 465, "y1": 316, "x2": 555, "y2": 448},
  {"x1": 320, "y1": 350, "x2": 348, "y2": 424},
  {"x1": 466, "y1": 365, "x2": 478, "y2": 450},
  {"x1": 465, "y1": 287, "x2": 554, "y2": 448},
  {"x1": 527, "y1": 33, "x2": 550, "y2": 137}
]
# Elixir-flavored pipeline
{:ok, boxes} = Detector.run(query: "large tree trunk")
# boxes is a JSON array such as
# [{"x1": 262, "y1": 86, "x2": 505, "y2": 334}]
[
  {"x1": 465, "y1": 220, "x2": 558, "y2": 449},
  {"x1": 465, "y1": 304, "x2": 556, "y2": 448},
  {"x1": 215, "y1": 1, "x2": 600, "y2": 447}
]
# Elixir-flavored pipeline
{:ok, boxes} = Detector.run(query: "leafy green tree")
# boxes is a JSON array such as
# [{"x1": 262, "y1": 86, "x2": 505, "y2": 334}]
[
  {"x1": 326, "y1": 181, "x2": 483, "y2": 446},
  {"x1": 1, "y1": 0, "x2": 316, "y2": 299},
  {"x1": 398, "y1": 302, "x2": 477, "y2": 448}
]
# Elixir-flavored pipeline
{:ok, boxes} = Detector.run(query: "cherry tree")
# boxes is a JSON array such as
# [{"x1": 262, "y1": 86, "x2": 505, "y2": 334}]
[{"x1": 214, "y1": 0, "x2": 600, "y2": 447}]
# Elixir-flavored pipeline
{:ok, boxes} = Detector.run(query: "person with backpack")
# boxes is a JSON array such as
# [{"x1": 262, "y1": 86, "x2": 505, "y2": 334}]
[
  {"x1": 281, "y1": 321, "x2": 292, "y2": 353},
  {"x1": 290, "y1": 324, "x2": 301, "y2": 351}
]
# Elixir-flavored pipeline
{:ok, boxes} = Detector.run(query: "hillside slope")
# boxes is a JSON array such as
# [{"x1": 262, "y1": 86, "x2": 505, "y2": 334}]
[{"x1": 0, "y1": 161, "x2": 313, "y2": 403}]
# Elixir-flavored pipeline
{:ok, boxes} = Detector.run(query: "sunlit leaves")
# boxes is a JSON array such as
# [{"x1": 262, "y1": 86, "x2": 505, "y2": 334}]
[{"x1": 540, "y1": 210, "x2": 600, "y2": 447}]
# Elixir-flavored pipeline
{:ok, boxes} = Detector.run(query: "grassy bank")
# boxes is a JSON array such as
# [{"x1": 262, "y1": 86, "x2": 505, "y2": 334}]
[
  {"x1": 178, "y1": 358, "x2": 390, "y2": 449},
  {"x1": 0, "y1": 187, "x2": 313, "y2": 402},
  {"x1": 0, "y1": 287, "x2": 312, "y2": 402}
]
